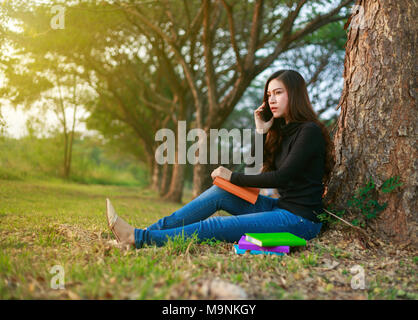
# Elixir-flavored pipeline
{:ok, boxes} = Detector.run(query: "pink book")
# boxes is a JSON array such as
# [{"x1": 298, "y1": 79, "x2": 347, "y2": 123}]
[{"x1": 238, "y1": 236, "x2": 290, "y2": 253}]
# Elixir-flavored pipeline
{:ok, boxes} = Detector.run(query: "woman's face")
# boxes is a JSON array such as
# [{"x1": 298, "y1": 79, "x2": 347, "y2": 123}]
[{"x1": 267, "y1": 79, "x2": 289, "y2": 121}]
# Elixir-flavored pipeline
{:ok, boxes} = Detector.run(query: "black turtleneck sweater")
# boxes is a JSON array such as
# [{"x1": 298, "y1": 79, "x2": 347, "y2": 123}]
[{"x1": 230, "y1": 119, "x2": 325, "y2": 223}]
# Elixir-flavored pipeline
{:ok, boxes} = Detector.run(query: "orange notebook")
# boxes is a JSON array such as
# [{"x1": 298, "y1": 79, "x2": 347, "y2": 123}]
[{"x1": 213, "y1": 177, "x2": 260, "y2": 204}]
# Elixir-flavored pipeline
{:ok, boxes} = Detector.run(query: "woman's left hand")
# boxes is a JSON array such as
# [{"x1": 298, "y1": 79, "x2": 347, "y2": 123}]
[{"x1": 211, "y1": 166, "x2": 232, "y2": 181}]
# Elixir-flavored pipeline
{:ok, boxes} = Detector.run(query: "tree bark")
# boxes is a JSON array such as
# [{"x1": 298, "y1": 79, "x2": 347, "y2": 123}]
[
  {"x1": 325, "y1": 0, "x2": 417, "y2": 244},
  {"x1": 190, "y1": 125, "x2": 218, "y2": 199},
  {"x1": 192, "y1": 162, "x2": 217, "y2": 199},
  {"x1": 119, "y1": 1, "x2": 352, "y2": 201},
  {"x1": 163, "y1": 161, "x2": 185, "y2": 203},
  {"x1": 150, "y1": 161, "x2": 161, "y2": 191},
  {"x1": 159, "y1": 162, "x2": 172, "y2": 197}
]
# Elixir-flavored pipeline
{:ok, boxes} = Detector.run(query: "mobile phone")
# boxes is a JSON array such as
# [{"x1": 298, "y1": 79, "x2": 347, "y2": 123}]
[{"x1": 260, "y1": 100, "x2": 273, "y2": 122}]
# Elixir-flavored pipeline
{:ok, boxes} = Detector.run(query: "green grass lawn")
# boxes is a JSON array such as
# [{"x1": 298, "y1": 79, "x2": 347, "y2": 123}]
[{"x1": 0, "y1": 179, "x2": 416, "y2": 300}]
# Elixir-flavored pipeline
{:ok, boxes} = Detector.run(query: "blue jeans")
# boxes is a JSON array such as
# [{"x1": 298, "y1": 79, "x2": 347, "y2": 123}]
[{"x1": 134, "y1": 185, "x2": 322, "y2": 249}]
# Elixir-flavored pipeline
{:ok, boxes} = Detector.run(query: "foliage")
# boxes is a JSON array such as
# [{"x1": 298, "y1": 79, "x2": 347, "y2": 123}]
[
  {"x1": 320, "y1": 176, "x2": 403, "y2": 228},
  {"x1": 0, "y1": 133, "x2": 148, "y2": 187},
  {"x1": 380, "y1": 176, "x2": 403, "y2": 194},
  {"x1": 0, "y1": 0, "x2": 351, "y2": 186},
  {"x1": 317, "y1": 205, "x2": 345, "y2": 226},
  {"x1": 347, "y1": 176, "x2": 402, "y2": 227}
]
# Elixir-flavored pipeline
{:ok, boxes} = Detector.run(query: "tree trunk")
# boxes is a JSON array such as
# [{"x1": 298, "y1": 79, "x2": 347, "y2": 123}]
[
  {"x1": 159, "y1": 162, "x2": 172, "y2": 197},
  {"x1": 62, "y1": 131, "x2": 70, "y2": 179},
  {"x1": 192, "y1": 162, "x2": 217, "y2": 199},
  {"x1": 325, "y1": 0, "x2": 417, "y2": 245},
  {"x1": 163, "y1": 161, "x2": 185, "y2": 203},
  {"x1": 150, "y1": 161, "x2": 160, "y2": 191}
]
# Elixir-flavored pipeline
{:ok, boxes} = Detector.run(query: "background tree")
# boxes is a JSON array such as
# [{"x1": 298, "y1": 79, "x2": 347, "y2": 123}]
[
  {"x1": 118, "y1": 0, "x2": 353, "y2": 198},
  {"x1": 0, "y1": 44, "x2": 93, "y2": 179},
  {"x1": 324, "y1": 0, "x2": 417, "y2": 244},
  {"x1": 1, "y1": 1, "x2": 186, "y2": 192},
  {"x1": 2, "y1": 0, "x2": 352, "y2": 203}
]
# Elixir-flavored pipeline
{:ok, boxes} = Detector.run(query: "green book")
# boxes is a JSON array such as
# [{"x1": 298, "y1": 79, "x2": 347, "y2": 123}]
[{"x1": 245, "y1": 232, "x2": 307, "y2": 247}]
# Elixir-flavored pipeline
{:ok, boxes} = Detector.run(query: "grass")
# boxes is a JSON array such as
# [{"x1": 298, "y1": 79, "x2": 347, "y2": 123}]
[
  {"x1": 0, "y1": 179, "x2": 416, "y2": 300},
  {"x1": 0, "y1": 135, "x2": 149, "y2": 187}
]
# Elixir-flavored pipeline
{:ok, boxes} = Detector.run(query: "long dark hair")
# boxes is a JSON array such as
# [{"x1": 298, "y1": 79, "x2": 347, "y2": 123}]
[{"x1": 260, "y1": 70, "x2": 335, "y2": 192}]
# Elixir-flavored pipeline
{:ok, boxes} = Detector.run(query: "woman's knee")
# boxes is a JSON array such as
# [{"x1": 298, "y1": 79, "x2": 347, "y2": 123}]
[{"x1": 204, "y1": 184, "x2": 228, "y2": 197}]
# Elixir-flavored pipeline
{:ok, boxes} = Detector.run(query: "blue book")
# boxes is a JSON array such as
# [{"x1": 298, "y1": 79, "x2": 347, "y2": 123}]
[{"x1": 233, "y1": 244, "x2": 285, "y2": 256}]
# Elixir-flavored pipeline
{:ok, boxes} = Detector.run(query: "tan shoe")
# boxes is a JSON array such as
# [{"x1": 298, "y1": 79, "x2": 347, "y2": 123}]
[
  {"x1": 106, "y1": 199, "x2": 135, "y2": 247},
  {"x1": 106, "y1": 198, "x2": 121, "y2": 243}
]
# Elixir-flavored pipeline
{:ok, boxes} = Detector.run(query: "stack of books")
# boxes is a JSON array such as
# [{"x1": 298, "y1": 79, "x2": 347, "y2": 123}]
[
  {"x1": 233, "y1": 232, "x2": 307, "y2": 256},
  {"x1": 210, "y1": 178, "x2": 308, "y2": 256}
]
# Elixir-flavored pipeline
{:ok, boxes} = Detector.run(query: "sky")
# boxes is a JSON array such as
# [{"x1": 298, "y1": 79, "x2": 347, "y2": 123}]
[
  {"x1": 1, "y1": 103, "x2": 31, "y2": 139},
  {"x1": 1, "y1": 99, "x2": 92, "y2": 139}
]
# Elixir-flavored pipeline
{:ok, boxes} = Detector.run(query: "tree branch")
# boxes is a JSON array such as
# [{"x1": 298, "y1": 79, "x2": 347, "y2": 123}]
[
  {"x1": 289, "y1": 0, "x2": 353, "y2": 43},
  {"x1": 203, "y1": 0, "x2": 219, "y2": 127},
  {"x1": 220, "y1": 0, "x2": 244, "y2": 74},
  {"x1": 244, "y1": 0, "x2": 264, "y2": 70},
  {"x1": 120, "y1": 2, "x2": 203, "y2": 123},
  {"x1": 255, "y1": 0, "x2": 350, "y2": 74}
]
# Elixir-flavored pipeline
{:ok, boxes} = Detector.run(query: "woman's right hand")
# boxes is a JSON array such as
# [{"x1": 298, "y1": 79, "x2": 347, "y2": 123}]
[{"x1": 254, "y1": 102, "x2": 274, "y2": 134}]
